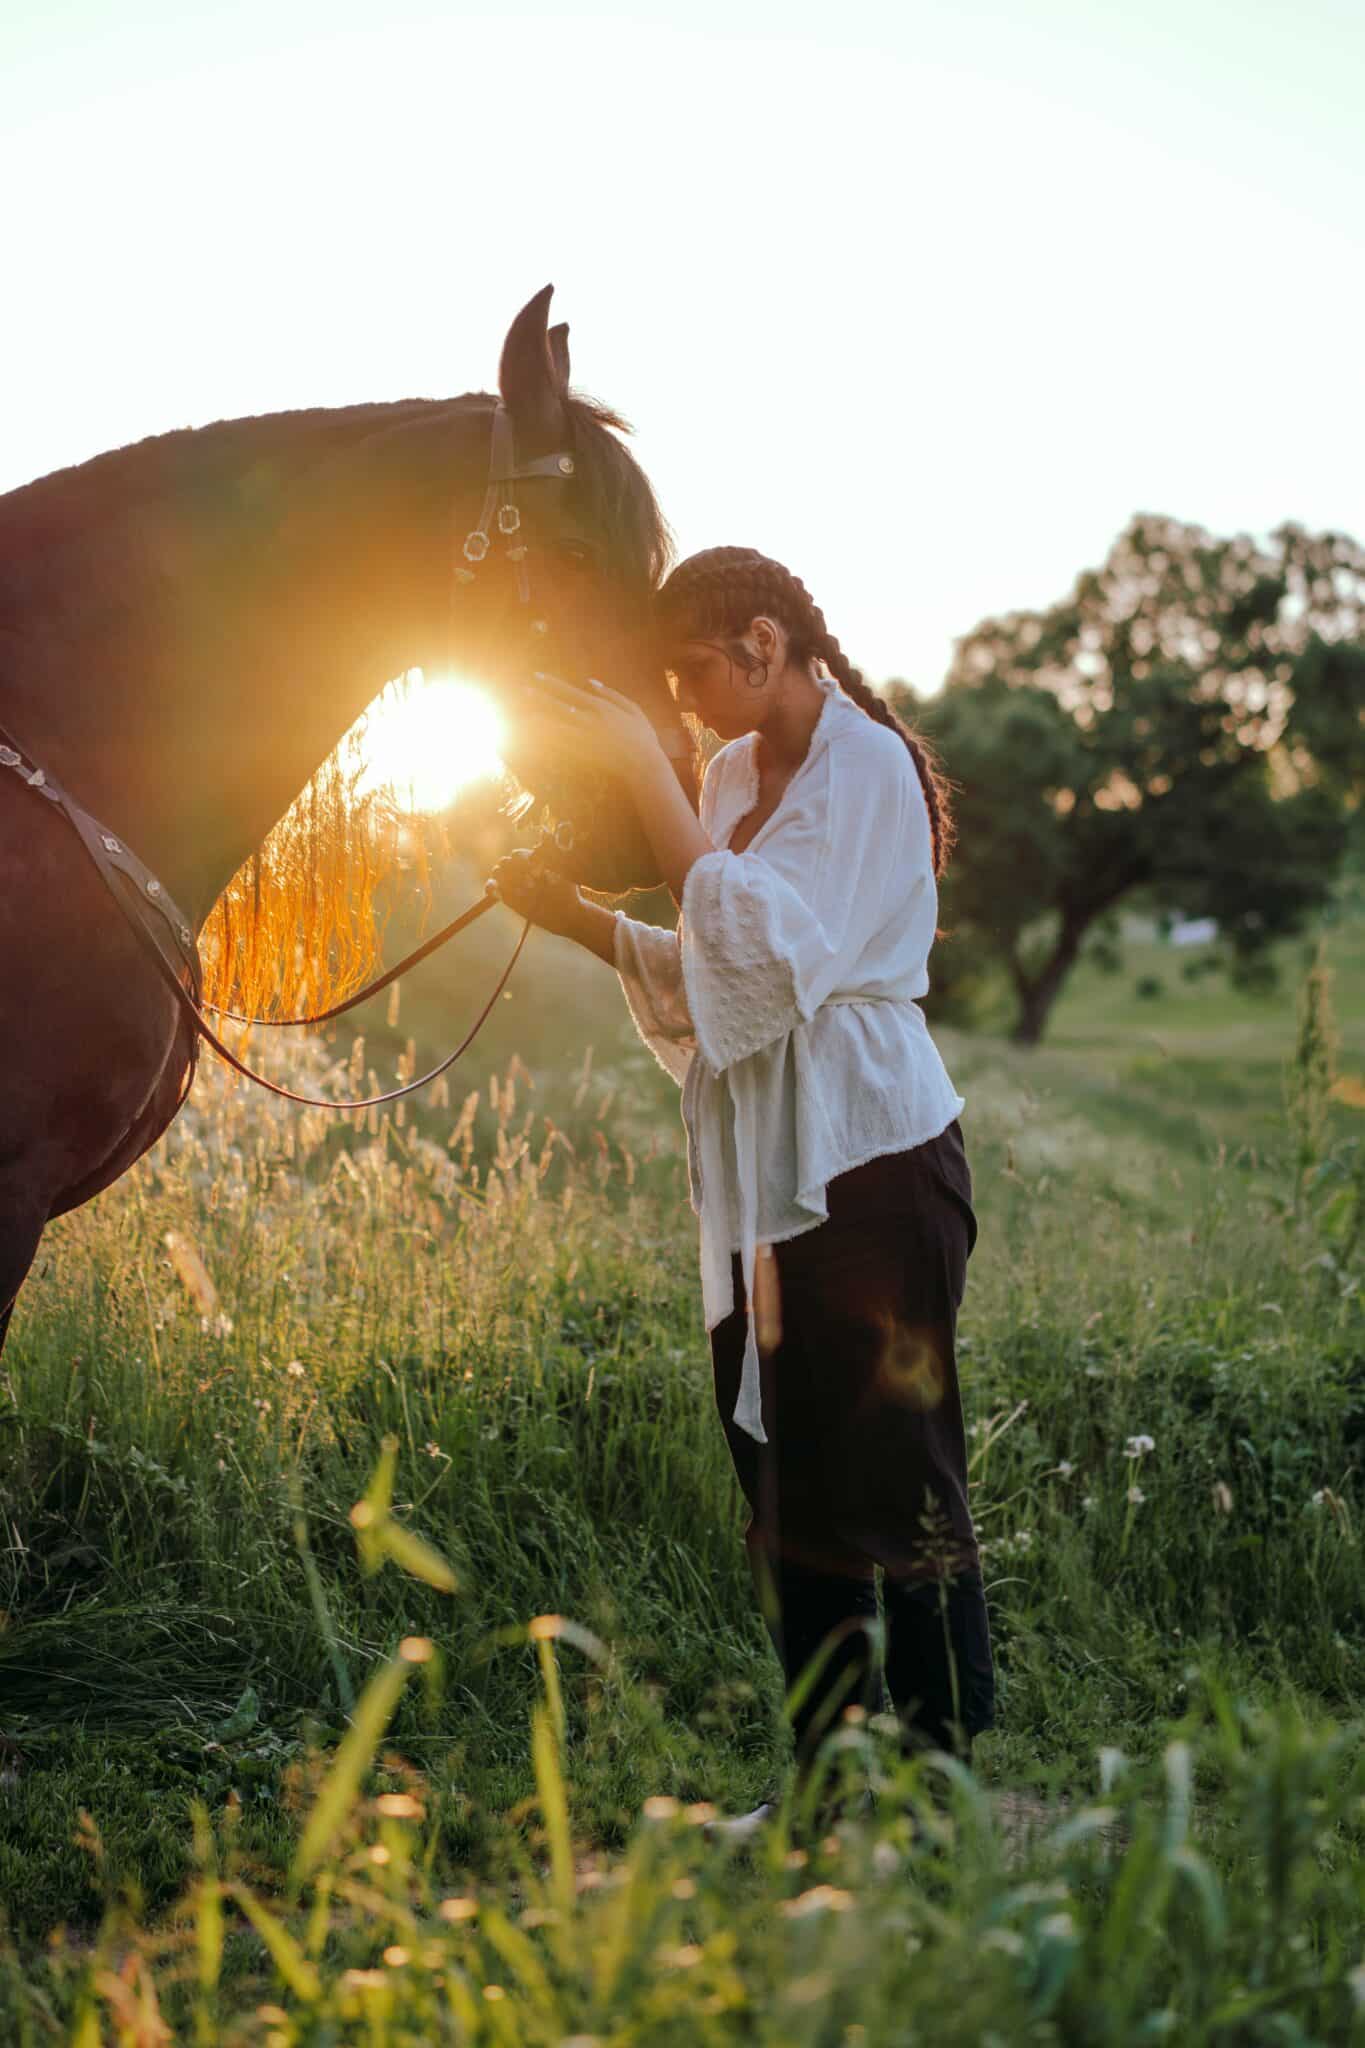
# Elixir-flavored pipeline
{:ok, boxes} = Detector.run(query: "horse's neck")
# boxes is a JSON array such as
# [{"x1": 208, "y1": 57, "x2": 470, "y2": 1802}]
[{"x1": 2, "y1": 401, "x2": 479, "y2": 922}]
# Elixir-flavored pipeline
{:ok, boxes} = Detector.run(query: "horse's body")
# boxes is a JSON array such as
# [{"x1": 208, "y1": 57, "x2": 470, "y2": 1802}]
[{"x1": 0, "y1": 289, "x2": 691, "y2": 1354}]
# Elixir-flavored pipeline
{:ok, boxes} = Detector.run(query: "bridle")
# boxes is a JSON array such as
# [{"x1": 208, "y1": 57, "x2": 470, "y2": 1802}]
[{"x1": 0, "y1": 400, "x2": 667, "y2": 1111}]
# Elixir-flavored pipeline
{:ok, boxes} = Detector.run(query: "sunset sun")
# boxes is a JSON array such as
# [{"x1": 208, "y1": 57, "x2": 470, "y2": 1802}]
[{"x1": 355, "y1": 671, "x2": 507, "y2": 813}]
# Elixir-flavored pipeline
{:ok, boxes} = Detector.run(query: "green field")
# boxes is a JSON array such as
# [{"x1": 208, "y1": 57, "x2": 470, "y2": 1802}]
[{"x1": 2, "y1": 886, "x2": 1363, "y2": 2043}]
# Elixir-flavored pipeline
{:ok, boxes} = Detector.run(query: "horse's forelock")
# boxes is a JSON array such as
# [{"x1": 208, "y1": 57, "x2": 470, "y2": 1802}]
[{"x1": 563, "y1": 397, "x2": 673, "y2": 593}]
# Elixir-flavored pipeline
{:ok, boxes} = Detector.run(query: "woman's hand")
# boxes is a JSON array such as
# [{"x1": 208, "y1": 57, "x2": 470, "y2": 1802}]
[
  {"x1": 508, "y1": 668, "x2": 718, "y2": 909},
  {"x1": 509, "y1": 670, "x2": 666, "y2": 781},
  {"x1": 488, "y1": 850, "x2": 585, "y2": 940}
]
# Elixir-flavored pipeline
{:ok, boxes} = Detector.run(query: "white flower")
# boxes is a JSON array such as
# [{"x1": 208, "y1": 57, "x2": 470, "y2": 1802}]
[
  {"x1": 1127, "y1": 1485, "x2": 1146, "y2": 1506},
  {"x1": 1056, "y1": 1460, "x2": 1075, "y2": 1479},
  {"x1": 1124, "y1": 1434, "x2": 1155, "y2": 1459},
  {"x1": 1082, "y1": 1495, "x2": 1095, "y2": 1512},
  {"x1": 1311, "y1": 1490, "x2": 1326, "y2": 1508},
  {"x1": 286, "y1": 1359, "x2": 306, "y2": 1378}
]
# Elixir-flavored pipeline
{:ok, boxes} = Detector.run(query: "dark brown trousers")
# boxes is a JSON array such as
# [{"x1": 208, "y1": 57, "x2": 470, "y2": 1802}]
[{"x1": 709, "y1": 1123, "x2": 996, "y2": 1760}]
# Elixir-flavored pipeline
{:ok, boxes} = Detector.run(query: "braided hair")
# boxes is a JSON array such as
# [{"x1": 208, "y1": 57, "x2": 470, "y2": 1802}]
[{"x1": 655, "y1": 546, "x2": 955, "y2": 878}]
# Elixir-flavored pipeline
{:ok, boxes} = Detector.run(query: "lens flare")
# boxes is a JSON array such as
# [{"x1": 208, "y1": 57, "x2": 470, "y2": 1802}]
[{"x1": 356, "y1": 670, "x2": 506, "y2": 813}]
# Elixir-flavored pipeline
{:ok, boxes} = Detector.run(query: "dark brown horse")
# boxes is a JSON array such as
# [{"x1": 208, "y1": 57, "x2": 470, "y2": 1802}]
[{"x1": 0, "y1": 286, "x2": 694, "y2": 1360}]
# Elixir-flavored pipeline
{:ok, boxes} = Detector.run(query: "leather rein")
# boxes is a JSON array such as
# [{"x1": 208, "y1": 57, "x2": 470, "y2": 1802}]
[{"x1": 1, "y1": 402, "x2": 641, "y2": 1112}]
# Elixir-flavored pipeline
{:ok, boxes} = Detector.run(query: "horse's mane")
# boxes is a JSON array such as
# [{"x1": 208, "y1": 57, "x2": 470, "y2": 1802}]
[
  {"x1": 7, "y1": 390, "x2": 670, "y2": 1024},
  {"x1": 2, "y1": 389, "x2": 670, "y2": 591}
]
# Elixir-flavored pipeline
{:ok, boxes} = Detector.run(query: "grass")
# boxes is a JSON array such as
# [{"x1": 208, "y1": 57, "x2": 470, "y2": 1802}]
[{"x1": 1, "y1": 890, "x2": 1363, "y2": 2041}]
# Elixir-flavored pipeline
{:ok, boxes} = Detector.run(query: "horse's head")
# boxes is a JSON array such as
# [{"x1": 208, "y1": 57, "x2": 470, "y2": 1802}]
[{"x1": 451, "y1": 286, "x2": 696, "y2": 895}]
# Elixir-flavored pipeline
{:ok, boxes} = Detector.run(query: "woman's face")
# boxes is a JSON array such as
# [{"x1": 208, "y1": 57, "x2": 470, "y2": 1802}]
[{"x1": 664, "y1": 618, "x2": 783, "y2": 740}]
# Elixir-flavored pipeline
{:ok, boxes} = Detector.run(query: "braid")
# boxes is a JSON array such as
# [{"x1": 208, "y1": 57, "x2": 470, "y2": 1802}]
[{"x1": 656, "y1": 547, "x2": 956, "y2": 878}]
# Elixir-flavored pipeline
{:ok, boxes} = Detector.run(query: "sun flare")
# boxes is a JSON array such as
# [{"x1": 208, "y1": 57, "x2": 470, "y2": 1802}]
[{"x1": 356, "y1": 671, "x2": 506, "y2": 813}]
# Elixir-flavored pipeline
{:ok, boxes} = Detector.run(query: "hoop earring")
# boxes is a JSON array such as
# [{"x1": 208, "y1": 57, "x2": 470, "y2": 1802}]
[{"x1": 746, "y1": 661, "x2": 769, "y2": 691}]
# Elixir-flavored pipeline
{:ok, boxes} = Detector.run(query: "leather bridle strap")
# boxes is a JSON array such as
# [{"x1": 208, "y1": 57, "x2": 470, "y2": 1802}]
[
  {"x1": 2, "y1": 720, "x2": 533, "y2": 1111},
  {"x1": 108, "y1": 863, "x2": 532, "y2": 1112}
]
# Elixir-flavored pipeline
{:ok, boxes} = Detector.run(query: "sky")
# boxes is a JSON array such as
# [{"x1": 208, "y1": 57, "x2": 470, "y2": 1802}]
[{"x1": 4, "y1": 0, "x2": 1363, "y2": 692}]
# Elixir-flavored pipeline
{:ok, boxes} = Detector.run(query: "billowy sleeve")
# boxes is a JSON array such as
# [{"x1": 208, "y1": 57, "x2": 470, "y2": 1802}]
[
  {"x1": 612, "y1": 912, "x2": 695, "y2": 1087},
  {"x1": 680, "y1": 734, "x2": 920, "y2": 1074},
  {"x1": 611, "y1": 744, "x2": 745, "y2": 1085}
]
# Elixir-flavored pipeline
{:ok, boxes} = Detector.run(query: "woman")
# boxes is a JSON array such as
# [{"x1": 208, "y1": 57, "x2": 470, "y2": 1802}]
[{"x1": 492, "y1": 546, "x2": 995, "y2": 1830}]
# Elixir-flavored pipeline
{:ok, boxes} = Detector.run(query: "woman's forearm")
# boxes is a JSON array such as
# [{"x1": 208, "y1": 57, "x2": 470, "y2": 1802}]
[
  {"x1": 563, "y1": 895, "x2": 622, "y2": 966},
  {"x1": 632, "y1": 754, "x2": 719, "y2": 905}
]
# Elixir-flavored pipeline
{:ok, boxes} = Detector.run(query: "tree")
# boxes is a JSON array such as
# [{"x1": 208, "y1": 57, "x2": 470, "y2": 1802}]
[{"x1": 896, "y1": 515, "x2": 1365, "y2": 1046}]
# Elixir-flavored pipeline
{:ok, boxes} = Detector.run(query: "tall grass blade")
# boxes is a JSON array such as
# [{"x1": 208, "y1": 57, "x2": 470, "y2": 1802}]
[
  {"x1": 230, "y1": 1884, "x2": 323, "y2": 2003},
  {"x1": 292, "y1": 1654, "x2": 412, "y2": 1880}
]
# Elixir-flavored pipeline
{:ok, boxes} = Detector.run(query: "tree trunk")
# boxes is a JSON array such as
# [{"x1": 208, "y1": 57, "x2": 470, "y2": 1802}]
[{"x1": 1009, "y1": 915, "x2": 1089, "y2": 1047}]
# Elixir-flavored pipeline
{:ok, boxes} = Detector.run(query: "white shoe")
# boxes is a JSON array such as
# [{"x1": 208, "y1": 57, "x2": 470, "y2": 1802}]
[{"x1": 702, "y1": 1799, "x2": 780, "y2": 1845}]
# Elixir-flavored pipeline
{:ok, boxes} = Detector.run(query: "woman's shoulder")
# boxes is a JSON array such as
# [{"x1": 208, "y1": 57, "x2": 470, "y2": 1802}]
[
  {"x1": 829, "y1": 698, "x2": 916, "y2": 796},
  {"x1": 699, "y1": 734, "x2": 757, "y2": 824},
  {"x1": 703, "y1": 734, "x2": 756, "y2": 785}
]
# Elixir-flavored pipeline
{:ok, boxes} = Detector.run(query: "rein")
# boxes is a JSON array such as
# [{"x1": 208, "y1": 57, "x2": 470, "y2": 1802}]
[{"x1": 1, "y1": 400, "x2": 629, "y2": 1113}]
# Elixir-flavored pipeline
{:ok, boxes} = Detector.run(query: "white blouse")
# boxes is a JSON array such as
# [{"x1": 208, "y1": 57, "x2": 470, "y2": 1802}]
[{"x1": 612, "y1": 674, "x2": 965, "y2": 1446}]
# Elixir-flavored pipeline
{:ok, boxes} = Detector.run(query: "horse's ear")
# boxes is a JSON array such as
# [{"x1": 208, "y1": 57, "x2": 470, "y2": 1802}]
[
  {"x1": 548, "y1": 321, "x2": 571, "y2": 393},
  {"x1": 499, "y1": 285, "x2": 565, "y2": 446}
]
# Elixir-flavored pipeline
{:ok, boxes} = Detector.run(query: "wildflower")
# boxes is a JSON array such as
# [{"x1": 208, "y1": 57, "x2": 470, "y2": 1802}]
[
  {"x1": 1124, "y1": 1434, "x2": 1155, "y2": 1459},
  {"x1": 1127, "y1": 1486, "x2": 1146, "y2": 1506},
  {"x1": 399, "y1": 1636, "x2": 434, "y2": 1663},
  {"x1": 1082, "y1": 1495, "x2": 1095, "y2": 1511},
  {"x1": 1311, "y1": 1490, "x2": 1326, "y2": 1509},
  {"x1": 643, "y1": 1795, "x2": 680, "y2": 1822},
  {"x1": 1056, "y1": 1460, "x2": 1075, "y2": 1479},
  {"x1": 374, "y1": 1793, "x2": 423, "y2": 1820},
  {"x1": 382, "y1": 1946, "x2": 410, "y2": 1968},
  {"x1": 286, "y1": 1360, "x2": 305, "y2": 1379},
  {"x1": 439, "y1": 1897, "x2": 478, "y2": 1923},
  {"x1": 425, "y1": 1440, "x2": 442, "y2": 1458},
  {"x1": 781, "y1": 1885, "x2": 855, "y2": 1919}
]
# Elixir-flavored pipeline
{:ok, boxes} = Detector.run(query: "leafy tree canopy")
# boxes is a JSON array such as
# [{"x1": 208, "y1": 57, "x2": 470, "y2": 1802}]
[{"x1": 894, "y1": 516, "x2": 1365, "y2": 1044}]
